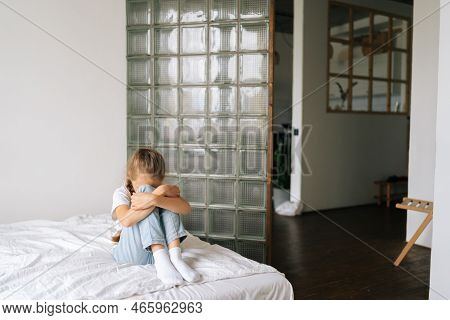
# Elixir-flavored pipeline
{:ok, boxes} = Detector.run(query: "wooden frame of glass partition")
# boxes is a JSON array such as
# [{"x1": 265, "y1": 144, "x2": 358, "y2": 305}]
[{"x1": 327, "y1": 1, "x2": 412, "y2": 115}]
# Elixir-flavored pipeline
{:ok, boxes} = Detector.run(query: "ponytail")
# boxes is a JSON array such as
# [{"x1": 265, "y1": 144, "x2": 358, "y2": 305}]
[{"x1": 125, "y1": 178, "x2": 135, "y2": 195}]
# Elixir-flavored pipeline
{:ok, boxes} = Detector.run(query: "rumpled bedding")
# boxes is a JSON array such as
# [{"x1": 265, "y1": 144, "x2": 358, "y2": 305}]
[{"x1": 0, "y1": 214, "x2": 283, "y2": 299}]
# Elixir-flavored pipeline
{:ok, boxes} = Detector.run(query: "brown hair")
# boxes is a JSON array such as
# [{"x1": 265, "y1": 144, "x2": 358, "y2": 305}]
[{"x1": 125, "y1": 148, "x2": 165, "y2": 194}]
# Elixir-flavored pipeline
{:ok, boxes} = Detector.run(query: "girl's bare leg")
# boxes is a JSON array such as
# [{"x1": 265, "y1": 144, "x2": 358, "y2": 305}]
[
  {"x1": 168, "y1": 239, "x2": 180, "y2": 249},
  {"x1": 150, "y1": 244, "x2": 165, "y2": 252}
]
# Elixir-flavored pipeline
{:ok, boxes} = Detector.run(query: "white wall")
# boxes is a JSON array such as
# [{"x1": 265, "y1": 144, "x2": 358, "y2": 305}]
[
  {"x1": 296, "y1": 0, "x2": 411, "y2": 210},
  {"x1": 0, "y1": 0, "x2": 126, "y2": 223},
  {"x1": 429, "y1": 0, "x2": 450, "y2": 300},
  {"x1": 406, "y1": 0, "x2": 440, "y2": 248}
]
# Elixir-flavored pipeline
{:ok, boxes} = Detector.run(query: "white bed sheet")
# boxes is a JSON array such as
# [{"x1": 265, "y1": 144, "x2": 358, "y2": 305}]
[
  {"x1": 0, "y1": 214, "x2": 293, "y2": 300},
  {"x1": 129, "y1": 273, "x2": 293, "y2": 300}
]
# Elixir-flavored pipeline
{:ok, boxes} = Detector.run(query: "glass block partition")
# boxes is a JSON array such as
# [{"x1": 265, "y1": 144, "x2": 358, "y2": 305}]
[{"x1": 126, "y1": 0, "x2": 272, "y2": 263}]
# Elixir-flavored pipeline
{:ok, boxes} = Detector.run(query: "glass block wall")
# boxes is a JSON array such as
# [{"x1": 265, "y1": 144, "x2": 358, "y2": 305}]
[{"x1": 126, "y1": 0, "x2": 272, "y2": 263}]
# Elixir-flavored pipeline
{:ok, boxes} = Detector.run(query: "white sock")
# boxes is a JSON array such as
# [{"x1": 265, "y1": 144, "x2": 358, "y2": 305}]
[
  {"x1": 153, "y1": 249, "x2": 183, "y2": 286},
  {"x1": 169, "y1": 247, "x2": 200, "y2": 283}
]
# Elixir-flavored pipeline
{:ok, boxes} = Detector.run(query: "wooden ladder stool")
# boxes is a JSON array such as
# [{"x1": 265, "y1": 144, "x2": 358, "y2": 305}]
[{"x1": 394, "y1": 197, "x2": 433, "y2": 266}]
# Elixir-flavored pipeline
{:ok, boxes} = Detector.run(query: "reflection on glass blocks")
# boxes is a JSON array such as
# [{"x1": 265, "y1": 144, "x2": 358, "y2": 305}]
[
  {"x1": 155, "y1": 57, "x2": 178, "y2": 84},
  {"x1": 127, "y1": 0, "x2": 151, "y2": 26},
  {"x1": 154, "y1": 27, "x2": 178, "y2": 54},
  {"x1": 237, "y1": 240, "x2": 265, "y2": 263},
  {"x1": 154, "y1": 0, "x2": 178, "y2": 24},
  {"x1": 239, "y1": 86, "x2": 268, "y2": 115},
  {"x1": 209, "y1": 209, "x2": 235, "y2": 236},
  {"x1": 210, "y1": 0, "x2": 237, "y2": 21},
  {"x1": 240, "y1": 22, "x2": 268, "y2": 51},
  {"x1": 180, "y1": 148, "x2": 206, "y2": 174},
  {"x1": 240, "y1": 118, "x2": 267, "y2": 146},
  {"x1": 157, "y1": 147, "x2": 178, "y2": 174},
  {"x1": 181, "y1": 118, "x2": 205, "y2": 145},
  {"x1": 210, "y1": 54, "x2": 237, "y2": 83},
  {"x1": 181, "y1": 87, "x2": 206, "y2": 114},
  {"x1": 239, "y1": 54, "x2": 268, "y2": 83},
  {"x1": 128, "y1": 118, "x2": 153, "y2": 145},
  {"x1": 180, "y1": 0, "x2": 207, "y2": 23},
  {"x1": 182, "y1": 207, "x2": 206, "y2": 234},
  {"x1": 208, "y1": 179, "x2": 236, "y2": 206},
  {"x1": 128, "y1": 146, "x2": 138, "y2": 158},
  {"x1": 209, "y1": 118, "x2": 237, "y2": 145},
  {"x1": 210, "y1": 24, "x2": 237, "y2": 52},
  {"x1": 156, "y1": 117, "x2": 178, "y2": 145},
  {"x1": 128, "y1": 88, "x2": 151, "y2": 115},
  {"x1": 163, "y1": 176, "x2": 178, "y2": 185},
  {"x1": 128, "y1": 59, "x2": 151, "y2": 85},
  {"x1": 180, "y1": 177, "x2": 206, "y2": 204},
  {"x1": 181, "y1": 56, "x2": 207, "y2": 84},
  {"x1": 209, "y1": 149, "x2": 236, "y2": 176},
  {"x1": 240, "y1": 0, "x2": 269, "y2": 20},
  {"x1": 238, "y1": 211, "x2": 265, "y2": 239},
  {"x1": 128, "y1": 29, "x2": 151, "y2": 56},
  {"x1": 154, "y1": 87, "x2": 178, "y2": 115},
  {"x1": 209, "y1": 86, "x2": 237, "y2": 114},
  {"x1": 181, "y1": 26, "x2": 206, "y2": 54},
  {"x1": 240, "y1": 150, "x2": 266, "y2": 177},
  {"x1": 239, "y1": 180, "x2": 266, "y2": 208}
]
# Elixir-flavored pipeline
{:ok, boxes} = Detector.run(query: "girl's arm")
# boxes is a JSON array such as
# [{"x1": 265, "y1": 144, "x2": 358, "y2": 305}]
[
  {"x1": 153, "y1": 184, "x2": 180, "y2": 197},
  {"x1": 114, "y1": 204, "x2": 155, "y2": 228},
  {"x1": 131, "y1": 185, "x2": 192, "y2": 215},
  {"x1": 152, "y1": 195, "x2": 192, "y2": 215}
]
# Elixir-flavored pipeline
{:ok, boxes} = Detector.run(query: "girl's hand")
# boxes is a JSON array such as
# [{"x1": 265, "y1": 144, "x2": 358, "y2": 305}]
[
  {"x1": 153, "y1": 184, "x2": 180, "y2": 197},
  {"x1": 131, "y1": 192, "x2": 160, "y2": 210},
  {"x1": 160, "y1": 185, "x2": 180, "y2": 197}
]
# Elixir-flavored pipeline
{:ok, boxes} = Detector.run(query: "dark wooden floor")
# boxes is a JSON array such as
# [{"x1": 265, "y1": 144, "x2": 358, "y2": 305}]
[{"x1": 270, "y1": 205, "x2": 431, "y2": 299}]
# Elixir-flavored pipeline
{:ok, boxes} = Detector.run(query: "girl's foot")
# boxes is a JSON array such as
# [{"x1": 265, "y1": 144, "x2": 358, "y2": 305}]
[
  {"x1": 169, "y1": 247, "x2": 200, "y2": 283},
  {"x1": 153, "y1": 249, "x2": 183, "y2": 285}
]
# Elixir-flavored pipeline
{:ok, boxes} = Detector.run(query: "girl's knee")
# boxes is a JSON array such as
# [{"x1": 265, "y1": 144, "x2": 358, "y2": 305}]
[
  {"x1": 160, "y1": 210, "x2": 182, "y2": 226},
  {"x1": 139, "y1": 209, "x2": 160, "y2": 224},
  {"x1": 160, "y1": 209, "x2": 179, "y2": 218}
]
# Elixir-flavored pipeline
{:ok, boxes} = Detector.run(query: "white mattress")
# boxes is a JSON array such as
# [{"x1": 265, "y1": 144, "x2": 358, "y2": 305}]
[
  {"x1": 0, "y1": 214, "x2": 293, "y2": 300},
  {"x1": 130, "y1": 273, "x2": 293, "y2": 300}
]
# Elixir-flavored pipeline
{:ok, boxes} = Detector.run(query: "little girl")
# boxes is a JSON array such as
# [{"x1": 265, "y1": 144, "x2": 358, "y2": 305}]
[{"x1": 111, "y1": 148, "x2": 200, "y2": 285}]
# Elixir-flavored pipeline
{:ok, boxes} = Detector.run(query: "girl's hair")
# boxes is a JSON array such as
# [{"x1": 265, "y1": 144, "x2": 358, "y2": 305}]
[{"x1": 125, "y1": 148, "x2": 165, "y2": 194}]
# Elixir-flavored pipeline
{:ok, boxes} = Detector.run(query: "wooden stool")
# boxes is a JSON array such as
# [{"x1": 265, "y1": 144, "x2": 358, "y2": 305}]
[
  {"x1": 374, "y1": 178, "x2": 407, "y2": 207},
  {"x1": 393, "y1": 197, "x2": 433, "y2": 266}
]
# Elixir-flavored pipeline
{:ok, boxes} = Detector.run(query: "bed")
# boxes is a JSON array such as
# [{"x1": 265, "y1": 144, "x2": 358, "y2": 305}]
[{"x1": 0, "y1": 214, "x2": 293, "y2": 300}]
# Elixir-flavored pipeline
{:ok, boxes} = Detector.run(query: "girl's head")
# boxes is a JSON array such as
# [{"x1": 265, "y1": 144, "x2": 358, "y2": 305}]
[{"x1": 126, "y1": 148, "x2": 165, "y2": 194}]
